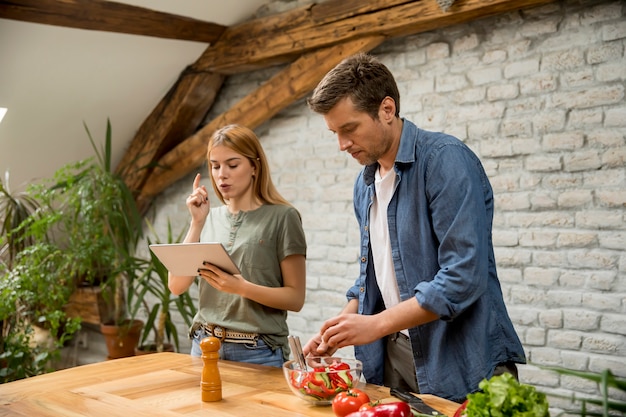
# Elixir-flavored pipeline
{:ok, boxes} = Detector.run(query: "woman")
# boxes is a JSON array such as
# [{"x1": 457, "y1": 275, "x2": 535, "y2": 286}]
[{"x1": 168, "y1": 124, "x2": 307, "y2": 367}]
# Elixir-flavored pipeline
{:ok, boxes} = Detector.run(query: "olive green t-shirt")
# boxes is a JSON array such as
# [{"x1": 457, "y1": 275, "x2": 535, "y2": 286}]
[{"x1": 193, "y1": 204, "x2": 306, "y2": 360}]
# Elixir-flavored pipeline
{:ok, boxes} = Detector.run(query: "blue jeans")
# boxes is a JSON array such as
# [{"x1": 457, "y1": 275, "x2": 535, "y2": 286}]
[{"x1": 190, "y1": 329, "x2": 283, "y2": 368}]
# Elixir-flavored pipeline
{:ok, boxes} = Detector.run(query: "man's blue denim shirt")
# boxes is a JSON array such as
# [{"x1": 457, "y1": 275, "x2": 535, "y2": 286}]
[{"x1": 347, "y1": 119, "x2": 526, "y2": 402}]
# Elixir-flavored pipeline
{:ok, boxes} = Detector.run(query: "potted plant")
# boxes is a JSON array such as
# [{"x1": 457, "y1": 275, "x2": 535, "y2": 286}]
[
  {"x1": 132, "y1": 220, "x2": 196, "y2": 354},
  {"x1": 15, "y1": 119, "x2": 145, "y2": 359},
  {"x1": 1, "y1": 172, "x2": 81, "y2": 382}
]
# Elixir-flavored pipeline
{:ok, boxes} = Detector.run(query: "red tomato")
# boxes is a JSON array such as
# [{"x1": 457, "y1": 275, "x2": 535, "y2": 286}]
[
  {"x1": 332, "y1": 388, "x2": 371, "y2": 417},
  {"x1": 358, "y1": 401, "x2": 380, "y2": 411}
]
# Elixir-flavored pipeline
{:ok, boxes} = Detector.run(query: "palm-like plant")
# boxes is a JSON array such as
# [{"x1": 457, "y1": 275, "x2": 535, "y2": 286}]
[
  {"x1": 541, "y1": 366, "x2": 626, "y2": 417},
  {"x1": 131, "y1": 220, "x2": 196, "y2": 353},
  {"x1": 0, "y1": 171, "x2": 44, "y2": 272}
]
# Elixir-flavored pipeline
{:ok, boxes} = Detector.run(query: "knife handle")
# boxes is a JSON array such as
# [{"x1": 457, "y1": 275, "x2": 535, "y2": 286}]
[{"x1": 390, "y1": 387, "x2": 417, "y2": 402}]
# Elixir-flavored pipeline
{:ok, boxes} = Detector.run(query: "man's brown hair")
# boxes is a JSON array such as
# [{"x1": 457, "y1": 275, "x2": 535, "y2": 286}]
[{"x1": 307, "y1": 53, "x2": 400, "y2": 120}]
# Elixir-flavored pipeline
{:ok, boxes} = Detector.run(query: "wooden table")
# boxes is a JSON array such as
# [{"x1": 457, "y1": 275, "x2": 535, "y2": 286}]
[{"x1": 0, "y1": 352, "x2": 460, "y2": 416}]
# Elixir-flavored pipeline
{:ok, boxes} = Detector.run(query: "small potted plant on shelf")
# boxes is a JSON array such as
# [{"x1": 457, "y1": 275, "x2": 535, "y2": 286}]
[{"x1": 132, "y1": 220, "x2": 196, "y2": 355}]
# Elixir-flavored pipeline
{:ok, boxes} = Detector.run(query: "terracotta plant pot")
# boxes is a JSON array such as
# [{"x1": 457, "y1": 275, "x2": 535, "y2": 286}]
[{"x1": 100, "y1": 319, "x2": 144, "y2": 360}]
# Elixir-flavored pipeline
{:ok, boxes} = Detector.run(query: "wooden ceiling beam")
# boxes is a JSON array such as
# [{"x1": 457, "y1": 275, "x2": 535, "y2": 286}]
[
  {"x1": 3, "y1": 0, "x2": 559, "y2": 210},
  {"x1": 131, "y1": 0, "x2": 560, "y2": 210},
  {"x1": 195, "y1": 0, "x2": 557, "y2": 74},
  {"x1": 136, "y1": 36, "x2": 385, "y2": 210},
  {"x1": 0, "y1": 0, "x2": 226, "y2": 43},
  {"x1": 214, "y1": 0, "x2": 411, "y2": 45},
  {"x1": 116, "y1": 68, "x2": 225, "y2": 199}
]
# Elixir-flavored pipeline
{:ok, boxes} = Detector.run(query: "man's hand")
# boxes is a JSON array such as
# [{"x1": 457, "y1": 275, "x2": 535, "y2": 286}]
[
  {"x1": 319, "y1": 313, "x2": 382, "y2": 349},
  {"x1": 302, "y1": 332, "x2": 338, "y2": 357}
]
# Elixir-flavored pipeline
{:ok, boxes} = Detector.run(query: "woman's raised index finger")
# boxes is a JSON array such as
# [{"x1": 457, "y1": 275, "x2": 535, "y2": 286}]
[{"x1": 192, "y1": 173, "x2": 201, "y2": 190}]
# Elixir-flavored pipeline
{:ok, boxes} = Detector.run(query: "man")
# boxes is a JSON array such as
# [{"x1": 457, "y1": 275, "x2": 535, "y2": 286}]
[{"x1": 302, "y1": 53, "x2": 526, "y2": 402}]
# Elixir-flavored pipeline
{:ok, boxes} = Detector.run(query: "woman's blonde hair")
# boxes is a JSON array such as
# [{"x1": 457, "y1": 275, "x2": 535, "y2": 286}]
[{"x1": 206, "y1": 124, "x2": 292, "y2": 207}]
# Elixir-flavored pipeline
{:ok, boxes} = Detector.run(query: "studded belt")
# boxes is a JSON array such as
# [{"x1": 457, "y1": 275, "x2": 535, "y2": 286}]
[{"x1": 191, "y1": 322, "x2": 259, "y2": 344}]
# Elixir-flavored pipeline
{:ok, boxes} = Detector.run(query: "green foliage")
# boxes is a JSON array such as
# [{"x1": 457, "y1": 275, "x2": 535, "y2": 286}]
[
  {"x1": 26, "y1": 120, "x2": 143, "y2": 289},
  {"x1": 0, "y1": 171, "x2": 46, "y2": 273},
  {"x1": 1, "y1": 171, "x2": 82, "y2": 383},
  {"x1": 0, "y1": 328, "x2": 50, "y2": 383},
  {"x1": 1, "y1": 118, "x2": 143, "y2": 382},
  {"x1": 541, "y1": 366, "x2": 626, "y2": 417},
  {"x1": 130, "y1": 220, "x2": 196, "y2": 353},
  {"x1": 17, "y1": 119, "x2": 144, "y2": 324},
  {"x1": 464, "y1": 373, "x2": 550, "y2": 417},
  {"x1": 0, "y1": 312, "x2": 81, "y2": 384},
  {"x1": 1, "y1": 243, "x2": 81, "y2": 383}
]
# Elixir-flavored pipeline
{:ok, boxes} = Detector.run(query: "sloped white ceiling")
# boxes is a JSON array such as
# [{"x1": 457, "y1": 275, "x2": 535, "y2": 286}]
[{"x1": 0, "y1": 0, "x2": 268, "y2": 191}]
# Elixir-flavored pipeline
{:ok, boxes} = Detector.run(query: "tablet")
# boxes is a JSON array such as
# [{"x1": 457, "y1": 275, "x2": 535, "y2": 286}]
[{"x1": 149, "y1": 242, "x2": 241, "y2": 276}]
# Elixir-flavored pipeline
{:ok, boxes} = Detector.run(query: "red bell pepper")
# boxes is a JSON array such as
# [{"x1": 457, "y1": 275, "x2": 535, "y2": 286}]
[
  {"x1": 306, "y1": 374, "x2": 336, "y2": 396},
  {"x1": 329, "y1": 362, "x2": 351, "y2": 371},
  {"x1": 345, "y1": 401, "x2": 412, "y2": 417}
]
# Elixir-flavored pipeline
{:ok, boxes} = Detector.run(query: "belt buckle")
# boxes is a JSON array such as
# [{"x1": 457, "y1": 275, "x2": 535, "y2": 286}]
[{"x1": 208, "y1": 324, "x2": 226, "y2": 342}]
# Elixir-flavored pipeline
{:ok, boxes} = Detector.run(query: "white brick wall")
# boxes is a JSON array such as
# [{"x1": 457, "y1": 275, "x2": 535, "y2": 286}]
[{"x1": 145, "y1": 0, "x2": 626, "y2": 408}]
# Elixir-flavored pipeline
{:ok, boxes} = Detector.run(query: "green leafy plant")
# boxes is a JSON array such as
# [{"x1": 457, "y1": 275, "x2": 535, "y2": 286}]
[
  {"x1": 131, "y1": 220, "x2": 196, "y2": 353},
  {"x1": 1, "y1": 172, "x2": 81, "y2": 383},
  {"x1": 1, "y1": 118, "x2": 150, "y2": 377},
  {"x1": 1, "y1": 119, "x2": 148, "y2": 366},
  {"x1": 23, "y1": 119, "x2": 144, "y2": 326},
  {"x1": 0, "y1": 328, "x2": 49, "y2": 383}
]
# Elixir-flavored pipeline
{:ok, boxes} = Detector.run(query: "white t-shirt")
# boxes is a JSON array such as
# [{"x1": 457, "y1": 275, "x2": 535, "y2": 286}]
[{"x1": 370, "y1": 168, "x2": 405, "y2": 326}]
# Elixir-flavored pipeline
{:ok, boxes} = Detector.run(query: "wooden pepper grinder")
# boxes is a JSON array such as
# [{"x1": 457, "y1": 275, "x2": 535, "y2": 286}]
[{"x1": 200, "y1": 336, "x2": 222, "y2": 402}]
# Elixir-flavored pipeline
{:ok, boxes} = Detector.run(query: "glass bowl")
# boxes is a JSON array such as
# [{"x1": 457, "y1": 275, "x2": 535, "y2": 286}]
[{"x1": 283, "y1": 357, "x2": 363, "y2": 405}]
